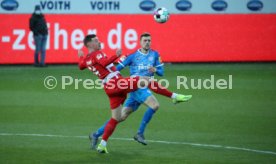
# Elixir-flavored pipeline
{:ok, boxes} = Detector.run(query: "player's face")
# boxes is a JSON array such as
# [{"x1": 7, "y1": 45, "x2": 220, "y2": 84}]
[
  {"x1": 140, "y1": 36, "x2": 151, "y2": 51},
  {"x1": 88, "y1": 37, "x2": 100, "y2": 50},
  {"x1": 98, "y1": 42, "x2": 101, "y2": 50}
]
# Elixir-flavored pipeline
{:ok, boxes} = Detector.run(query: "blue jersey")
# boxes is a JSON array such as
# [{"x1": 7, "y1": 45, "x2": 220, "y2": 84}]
[{"x1": 116, "y1": 49, "x2": 164, "y2": 77}]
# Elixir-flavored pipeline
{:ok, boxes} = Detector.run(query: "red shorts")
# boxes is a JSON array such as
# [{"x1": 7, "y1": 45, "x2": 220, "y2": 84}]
[{"x1": 104, "y1": 76, "x2": 140, "y2": 109}]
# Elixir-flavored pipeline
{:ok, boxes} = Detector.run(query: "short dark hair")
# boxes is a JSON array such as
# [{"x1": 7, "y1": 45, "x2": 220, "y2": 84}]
[
  {"x1": 140, "y1": 32, "x2": 151, "y2": 40},
  {"x1": 34, "y1": 5, "x2": 40, "y2": 11},
  {"x1": 83, "y1": 34, "x2": 97, "y2": 47}
]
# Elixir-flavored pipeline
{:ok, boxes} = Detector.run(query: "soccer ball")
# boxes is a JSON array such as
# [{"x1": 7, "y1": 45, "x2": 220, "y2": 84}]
[{"x1": 153, "y1": 7, "x2": 169, "y2": 23}]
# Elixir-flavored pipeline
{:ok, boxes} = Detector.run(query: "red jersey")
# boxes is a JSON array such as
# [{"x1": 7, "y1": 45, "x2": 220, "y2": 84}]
[{"x1": 78, "y1": 50, "x2": 118, "y2": 79}]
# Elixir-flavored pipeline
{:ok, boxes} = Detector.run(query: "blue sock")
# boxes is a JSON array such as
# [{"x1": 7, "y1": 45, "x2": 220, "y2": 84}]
[
  {"x1": 138, "y1": 108, "x2": 155, "y2": 135},
  {"x1": 94, "y1": 119, "x2": 109, "y2": 138}
]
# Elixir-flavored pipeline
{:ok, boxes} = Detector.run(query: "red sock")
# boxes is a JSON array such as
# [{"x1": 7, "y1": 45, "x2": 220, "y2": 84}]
[
  {"x1": 102, "y1": 118, "x2": 118, "y2": 141},
  {"x1": 149, "y1": 81, "x2": 173, "y2": 98}
]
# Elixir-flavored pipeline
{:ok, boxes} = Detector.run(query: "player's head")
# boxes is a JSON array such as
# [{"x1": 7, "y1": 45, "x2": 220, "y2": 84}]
[
  {"x1": 140, "y1": 32, "x2": 151, "y2": 51},
  {"x1": 83, "y1": 34, "x2": 100, "y2": 50},
  {"x1": 34, "y1": 5, "x2": 42, "y2": 15}
]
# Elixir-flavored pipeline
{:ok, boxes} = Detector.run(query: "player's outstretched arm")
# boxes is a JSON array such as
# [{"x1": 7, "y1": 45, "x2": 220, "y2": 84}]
[
  {"x1": 116, "y1": 48, "x2": 122, "y2": 57},
  {"x1": 148, "y1": 66, "x2": 164, "y2": 76},
  {"x1": 116, "y1": 53, "x2": 134, "y2": 71},
  {"x1": 153, "y1": 52, "x2": 164, "y2": 76},
  {"x1": 98, "y1": 55, "x2": 118, "y2": 67},
  {"x1": 96, "y1": 49, "x2": 121, "y2": 67},
  {"x1": 78, "y1": 50, "x2": 86, "y2": 70},
  {"x1": 155, "y1": 65, "x2": 164, "y2": 76}
]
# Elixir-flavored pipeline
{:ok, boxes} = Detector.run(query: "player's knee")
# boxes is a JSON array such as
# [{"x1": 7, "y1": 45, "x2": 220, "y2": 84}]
[
  {"x1": 119, "y1": 113, "x2": 127, "y2": 122},
  {"x1": 120, "y1": 110, "x2": 132, "y2": 122},
  {"x1": 119, "y1": 116, "x2": 127, "y2": 122},
  {"x1": 112, "y1": 116, "x2": 121, "y2": 122},
  {"x1": 138, "y1": 77, "x2": 150, "y2": 87},
  {"x1": 152, "y1": 102, "x2": 159, "y2": 111}
]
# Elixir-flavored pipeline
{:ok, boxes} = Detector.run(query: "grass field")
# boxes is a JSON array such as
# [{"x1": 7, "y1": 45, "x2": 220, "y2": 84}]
[{"x1": 0, "y1": 63, "x2": 276, "y2": 163}]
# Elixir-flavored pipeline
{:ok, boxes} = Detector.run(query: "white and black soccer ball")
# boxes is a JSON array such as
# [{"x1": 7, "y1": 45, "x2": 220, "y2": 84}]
[{"x1": 153, "y1": 7, "x2": 169, "y2": 23}]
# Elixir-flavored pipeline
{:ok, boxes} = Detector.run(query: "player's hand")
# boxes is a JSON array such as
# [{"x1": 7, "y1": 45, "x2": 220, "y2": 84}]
[
  {"x1": 149, "y1": 67, "x2": 157, "y2": 73},
  {"x1": 116, "y1": 48, "x2": 122, "y2": 57},
  {"x1": 78, "y1": 49, "x2": 84, "y2": 58}
]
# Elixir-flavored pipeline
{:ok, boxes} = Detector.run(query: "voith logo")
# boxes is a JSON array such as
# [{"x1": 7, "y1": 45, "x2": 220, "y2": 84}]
[
  {"x1": 90, "y1": 1, "x2": 120, "y2": 11},
  {"x1": 139, "y1": 0, "x2": 156, "y2": 11},
  {"x1": 1, "y1": 0, "x2": 18, "y2": 11},
  {"x1": 40, "y1": 0, "x2": 70, "y2": 10},
  {"x1": 175, "y1": 0, "x2": 192, "y2": 11}
]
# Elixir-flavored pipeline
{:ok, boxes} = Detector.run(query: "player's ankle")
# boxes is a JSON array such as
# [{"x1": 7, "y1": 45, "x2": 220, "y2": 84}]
[
  {"x1": 171, "y1": 93, "x2": 177, "y2": 99},
  {"x1": 100, "y1": 140, "x2": 107, "y2": 147}
]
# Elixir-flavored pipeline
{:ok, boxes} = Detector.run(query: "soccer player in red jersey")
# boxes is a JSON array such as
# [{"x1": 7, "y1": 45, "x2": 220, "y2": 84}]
[{"x1": 78, "y1": 34, "x2": 150, "y2": 153}]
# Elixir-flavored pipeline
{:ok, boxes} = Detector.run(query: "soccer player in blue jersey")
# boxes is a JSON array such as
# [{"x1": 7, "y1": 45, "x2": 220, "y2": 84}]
[{"x1": 90, "y1": 32, "x2": 192, "y2": 149}]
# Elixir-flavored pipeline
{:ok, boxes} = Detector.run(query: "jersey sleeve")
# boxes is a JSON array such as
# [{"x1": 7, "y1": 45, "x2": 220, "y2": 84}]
[
  {"x1": 95, "y1": 53, "x2": 118, "y2": 67},
  {"x1": 154, "y1": 52, "x2": 164, "y2": 76},
  {"x1": 78, "y1": 56, "x2": 87, "y2": 70},
  {"x1": 116, "y1": 54, "x2": 134, "y2": 71}
]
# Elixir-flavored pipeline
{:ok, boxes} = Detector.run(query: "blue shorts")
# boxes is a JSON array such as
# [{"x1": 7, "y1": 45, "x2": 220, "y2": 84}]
[{"x1": 124, "y1": 88, "x2": 152, "y2": 111}]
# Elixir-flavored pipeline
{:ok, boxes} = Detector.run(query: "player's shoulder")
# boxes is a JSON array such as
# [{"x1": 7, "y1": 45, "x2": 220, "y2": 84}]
[
  {"x1": 125, "y1": 50, "x2": 138, "y2": 59},
  {"x1": 150, "y1": 49, "x2": 160, "y2": 57},
  {"x1": 92, "y1": 50, "x2": 106, "y2": 60},
  {"x1": 95, "y1": 50, "x2": 106, "y2": 56},
  {"x1": 128, "y1": 50, "x2": 139, "y2": 56}
]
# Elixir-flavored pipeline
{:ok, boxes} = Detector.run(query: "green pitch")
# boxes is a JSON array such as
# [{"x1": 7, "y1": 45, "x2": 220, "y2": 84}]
[{"x1": 0, "y1": 63, "x2": 276, "y2": 163}]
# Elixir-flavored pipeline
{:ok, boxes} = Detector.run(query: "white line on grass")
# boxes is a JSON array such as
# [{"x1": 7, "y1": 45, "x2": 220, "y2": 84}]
[{"x1": 0, "y1": 132, "x2": 276, "y2": 156}]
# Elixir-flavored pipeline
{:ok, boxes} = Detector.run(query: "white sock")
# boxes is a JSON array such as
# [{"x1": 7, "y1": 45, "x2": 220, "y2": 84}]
[
  {"x1": 100, "y1": 140, "x2": 107, "y2": 147},
  {"x1": 171, "y1": 93, "x2": 177, "y2": 99}
]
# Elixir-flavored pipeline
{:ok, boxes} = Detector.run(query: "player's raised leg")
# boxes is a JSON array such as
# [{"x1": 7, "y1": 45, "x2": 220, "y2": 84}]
[{"x1": 149, "y1": 81, "x2": 192, "y2": 104}]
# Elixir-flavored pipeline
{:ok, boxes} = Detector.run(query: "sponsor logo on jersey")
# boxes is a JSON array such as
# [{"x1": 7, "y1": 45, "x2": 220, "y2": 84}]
[
  {"x1": 138, "y1": 64, "x2": 151, "y2": 70},
  {"x1": 96, "y1": 54, "x2": 103, "y2": 60},
  {"x1": 86, "y1": 60, "x2": 92, "y2": 65}
]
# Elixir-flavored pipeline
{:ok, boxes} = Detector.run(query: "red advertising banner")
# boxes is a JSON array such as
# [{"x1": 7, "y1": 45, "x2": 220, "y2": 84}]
[{"x1": 0, "y1": 14, "x2": 276, "y2": 64}]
